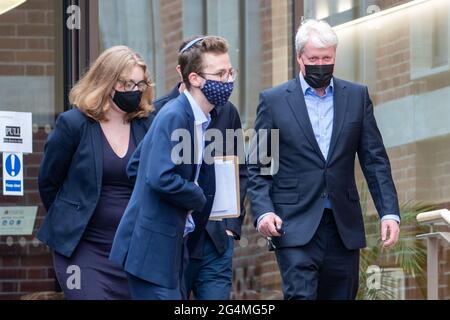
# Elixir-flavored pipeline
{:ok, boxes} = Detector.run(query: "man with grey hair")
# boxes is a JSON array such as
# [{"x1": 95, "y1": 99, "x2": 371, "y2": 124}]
[{"x1": 247, "y1": 19, "x2": 400, "y2": 299}]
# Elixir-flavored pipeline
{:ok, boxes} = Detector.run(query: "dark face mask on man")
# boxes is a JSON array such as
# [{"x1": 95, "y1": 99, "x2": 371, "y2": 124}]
[
  {"x1": 112, "y1": 90, "x2": 142, "y2": 113},
  {"x1": 303, "y1": 63, "x2": 334, "y2": 89},
  {"x1": 200, "y1": 79, "x2": 234, "y2": 107}
]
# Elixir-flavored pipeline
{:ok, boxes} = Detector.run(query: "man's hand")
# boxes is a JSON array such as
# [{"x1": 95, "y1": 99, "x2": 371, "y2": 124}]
[
  {"x1": 258, "y1": 213, "x2": 283, "y2": 237},
  {"x1": 381, "y1": 219, "x2": 400, "y2": 248}
]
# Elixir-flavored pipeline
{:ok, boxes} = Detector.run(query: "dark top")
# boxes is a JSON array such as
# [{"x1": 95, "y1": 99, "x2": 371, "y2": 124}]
[
  {"x1": 83, "y1": 129, "x2": 136, "y2": 244},
  {"x1": 37, "y1": 107, "x2": 154, "y2": 257},
  {"x1": 52, "y1": 129, "x2": 137, "y2": 300}
]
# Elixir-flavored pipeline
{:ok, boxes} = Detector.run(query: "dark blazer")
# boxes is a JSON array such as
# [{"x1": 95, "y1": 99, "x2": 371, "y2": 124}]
[
  {"x1": 109, "y1": 94, "x2": 208, "y2": 289},
  {"x1": 127, "y1": 84, "x2": 248, "y2": 259},
  {"x1": 37, "y1": 107, "x2": 153, "y2": 257},
  {"x1": 247, "y1": 77, "x2": 400, "y2": 250}
]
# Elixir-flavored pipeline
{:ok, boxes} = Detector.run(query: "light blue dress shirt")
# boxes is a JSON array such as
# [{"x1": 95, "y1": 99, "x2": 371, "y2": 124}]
[
  {"x1": 299, "y1": 72, "x2": 335, "y2": 162},
  {"x1": 184, "y1": 91, "x2": 211, "y2": 237},
  {"x1": 299, "y1": 73, "x2": 334, "y2": 210}
]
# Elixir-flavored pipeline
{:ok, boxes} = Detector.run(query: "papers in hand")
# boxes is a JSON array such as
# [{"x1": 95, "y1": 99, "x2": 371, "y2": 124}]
[{"x1": 209, "y1": 156, "x2": 240, "y2": 221}]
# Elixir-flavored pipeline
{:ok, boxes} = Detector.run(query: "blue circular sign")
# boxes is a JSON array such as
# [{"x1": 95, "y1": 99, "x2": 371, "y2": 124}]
[{"x1": 5, "y1": 154, "x2": 21, "y2": 177}]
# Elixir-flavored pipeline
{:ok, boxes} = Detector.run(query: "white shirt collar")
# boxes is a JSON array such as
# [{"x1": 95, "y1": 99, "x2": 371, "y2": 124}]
[{"x1": 184, "y1": 90, "x2": 210, "y2": 125}]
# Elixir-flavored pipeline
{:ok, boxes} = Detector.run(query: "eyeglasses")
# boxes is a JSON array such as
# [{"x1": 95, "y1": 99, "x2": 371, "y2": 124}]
[
  {"x1": 117, "y1": 79, "x2": 151, "y2": 92},
  {"x1": 198, "y1": 68, "x2": 238, "y2": 83}
]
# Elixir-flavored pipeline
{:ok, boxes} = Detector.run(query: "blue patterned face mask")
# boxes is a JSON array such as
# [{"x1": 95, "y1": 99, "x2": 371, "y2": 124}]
[{"x1": 200, "y1": 79, "x2": 234, "y2": 107}]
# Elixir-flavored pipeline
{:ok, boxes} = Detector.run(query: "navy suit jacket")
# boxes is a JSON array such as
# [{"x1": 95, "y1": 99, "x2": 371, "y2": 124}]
[
  {"x1": 37, "y1": 107, "x2": 153, "y2": 257},
  {"x1": 110, "y1": 94, "x2": 208, "y2": 289},
  {"x1": 128, "y1": 84, "x2": 248, "y2": 259},
  {"x1": 248, "y1": 77, "x2": 400, "y2": 250}
]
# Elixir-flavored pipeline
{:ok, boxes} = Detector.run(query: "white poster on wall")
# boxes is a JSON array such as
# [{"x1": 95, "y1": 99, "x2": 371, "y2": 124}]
[
  {"x1": 0, "y1": 206, "x2": 38, "y2": 236},
  {"x1": 0, "y1": 111, "x2": 33, "y2": 154}
]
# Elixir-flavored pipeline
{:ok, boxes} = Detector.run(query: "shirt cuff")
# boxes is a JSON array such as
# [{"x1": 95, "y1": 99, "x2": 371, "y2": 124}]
[
  {"x1": 256, "y1": 212, "x2": 274, "y2": 231},
  {"x1": 225, "y1": 229, "x2": 237, "y2": 239},
  {"x1": 381, "y1": 214, "x2": 400, "y2": 224}
]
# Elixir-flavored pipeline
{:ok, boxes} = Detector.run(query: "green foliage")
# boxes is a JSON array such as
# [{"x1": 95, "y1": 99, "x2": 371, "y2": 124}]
[{"x1": 357, "y1": 182, "x2": 433, "y2": 300}]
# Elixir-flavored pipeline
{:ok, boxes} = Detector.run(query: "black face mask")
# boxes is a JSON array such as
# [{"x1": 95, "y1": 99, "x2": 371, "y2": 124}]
[
  {"x1": 303, "y1": 64, "x2": 334, "y2": 89},
  {"x1": 112, "y1": 90, "x2": 142, "y2": 113}
]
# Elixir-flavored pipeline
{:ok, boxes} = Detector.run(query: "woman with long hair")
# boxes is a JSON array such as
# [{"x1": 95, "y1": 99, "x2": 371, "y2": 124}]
[{"x1": 37, "y1": 46, "x2": 154, "y2": 299}]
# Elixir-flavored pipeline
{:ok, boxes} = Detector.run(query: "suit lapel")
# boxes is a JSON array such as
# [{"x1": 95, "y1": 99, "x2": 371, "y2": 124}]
[
  {"x1": 179, "y1": 94, "x2": 197, "y2": 182},
  {"x1": 286, "y1": 77, "x2": 326, "y2": 162},
  {"x1": 198, "y1": 132, "x2": 216, "y2": 195},
  {"x1": 131, "y1": 120, "x2": 145, "y2": 145},
  {"x1": 90, "y1": 121, "x2": 103, "y2": 192},
  {"x1": 326, "y1": 78, "x2": 348, "y2": 164}
]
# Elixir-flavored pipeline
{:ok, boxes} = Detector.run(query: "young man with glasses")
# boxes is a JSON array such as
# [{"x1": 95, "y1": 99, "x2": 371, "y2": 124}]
[
  {"x1": 128, "y1": 36, "x2": 247, "y2": 300},
  {"x1": 111, "y1": 36, "x2": 245, "y2": 300}
]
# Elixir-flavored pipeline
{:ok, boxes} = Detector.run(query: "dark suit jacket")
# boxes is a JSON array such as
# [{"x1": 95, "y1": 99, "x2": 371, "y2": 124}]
[
  {"x1": 109, "y1": 94, "x2": 208, "y2": 289},
  {"x1": 247, "y1": 77, "x2": 400, "y2": 250},
  {"x1": 37, "y1": 107, "x2": 153, "y2": 257},
  {"x1": 128, "y1": 84, "x2": 247, "y2": 259}
]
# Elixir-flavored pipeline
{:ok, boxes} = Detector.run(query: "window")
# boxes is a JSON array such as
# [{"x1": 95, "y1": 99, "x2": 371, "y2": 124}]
[
  {"x1": 410, "y1": 1, "x2": 450, "y2": 79},
  {"x1": 0, "y1": 0, "x2": 64, "y2": 300},
  {"x1": 98, "y1": 0, "x2": 165, "y2": 96}
]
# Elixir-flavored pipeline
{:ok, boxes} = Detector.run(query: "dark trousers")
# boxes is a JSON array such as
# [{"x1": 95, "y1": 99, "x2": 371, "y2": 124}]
[
  {"x1": 275, "y1": 209, "x2": 360, "y2": 300},
  {"x1": 185, "y1": 234, "x2": 234, "y2": 300},
  {"x1": 126, "y1": 236, "x2": 190, "y2": 300}
]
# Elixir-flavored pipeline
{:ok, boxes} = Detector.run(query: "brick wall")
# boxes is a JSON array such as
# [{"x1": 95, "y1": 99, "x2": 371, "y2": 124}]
[
  {"x1": 363, "y1": 0, "x2": 450, "y2": 299},
  {"x1": 354, "y1": 136, "x2": 450, "y2": 299},
  {"x1": 348, "y1": 0, "x2": 450, "y2": 300},
  {"x1": 232, "y1": 0, "x2": 293, "y2": 300},
  {"x1": 372, "y1": 0, "x2": 442, "y2": 106},
  {"x1": 0, "y1": 0, "x2": 55, "y2": 77},
  {"x1": 374, "y1": 21, "x2": 413, "y2": 105},
  {"x1": 384, "y1": 138, "x2": 450, "y2": 206},
  {"x1": 259, "y1": 0, "x2": 273, "y2": 91},
  {"x1": 235, "y1": 0, "x2": 450, "y2": 300},
  {"x1": 0, "y1": 0, "x2": 56, "y2": 300},
  {"x1": 0, "y1": 129, "x2": 54, "y2": 300},
  {"x1": 160, "y1": 0, "x2": 183, "y2": 92}
]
